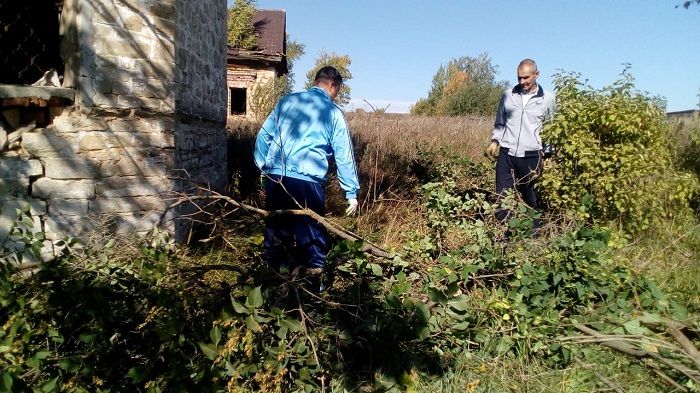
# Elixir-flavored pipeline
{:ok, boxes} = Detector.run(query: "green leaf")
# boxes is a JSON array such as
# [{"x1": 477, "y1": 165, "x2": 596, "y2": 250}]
[
  {"x1": 126, "y1": 367, "x2": 148, "y2": 383},
  {"x1": 415, "y1": 302, "x2": 430, "y2": 322},
  {"x1": 427, "y1": 287, "x2": 447, "y2": 304},
  {"x1": 496, "y1": 336, "x2": 514, "y2": 354},
  {"x1": 41, "y1": 377, "x2": 58, "y2": 392},
  {"x1": 275, "y1": 325, "x2": 288, "y2": 339},
  {"x1": 0, "y1": 373, "x2": 12, "y2": 393},
  {"x1": 369, "y1": 263, "x2": 383, "y2": 276},
  {"x1": 245, "y1": 315, "x2": 261, "y2": 332},
  {"x1": 231, "y1": 298, "x2": 249, "y2": 315},
  {"x1": 280, "y1": 318, "x2": 303, "y2": 332},
  {"x1": 452, "y1": 321, "x2": 470, "y2": 331},
  {"x1": 623, "y1": 319, "x2": 651, "y2": 335},
  {"x1": 27, "y1": 356, "x2": 41, "y2": 369},
  {"x1": 210, "y1": 326, "x2": 221, "y2": 347},
  {"x1": 58, "y1": 357, "x2": 81, "y2": 373},
  {"x1": 447, "y1": 297, "x2": 469, "y2": 312},
  {"x1": 247, "y1": 286, "x2": 263, "y2": 308},
  {"x1": 418, "y1": 326, "x2": 430, "y2": 340},
  {"x1": 198, "y1": 342, "x2": 218, "y2": 360},
  {"x1": 79, "y1": 333, "x2": 96, "y2": 344}
]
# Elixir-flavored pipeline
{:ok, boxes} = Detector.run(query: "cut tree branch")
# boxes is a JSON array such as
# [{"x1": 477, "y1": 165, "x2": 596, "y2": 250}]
[
  {"x1": 170, "y1": 193, "x2": 391, "y2": 259},
  {"x1": 573, "y1": 323, "x2": 700, "y2": 389}
]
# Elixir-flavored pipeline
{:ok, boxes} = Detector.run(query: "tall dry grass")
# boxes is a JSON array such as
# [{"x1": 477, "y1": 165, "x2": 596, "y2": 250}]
[
  {"x1": 342, "y1": 112, "x2": 492, "y2": 247},
  {"x1": 227, "y1": 113, "x2": 493, "y2": 248},
  {"x1": 347, "y1": 112, "x2": 491, "y2": 166}
]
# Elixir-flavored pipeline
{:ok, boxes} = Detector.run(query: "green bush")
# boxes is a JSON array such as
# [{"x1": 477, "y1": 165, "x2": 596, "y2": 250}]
[{"x1": 540, "y1": 68, "x2": 699, "y2": 233}]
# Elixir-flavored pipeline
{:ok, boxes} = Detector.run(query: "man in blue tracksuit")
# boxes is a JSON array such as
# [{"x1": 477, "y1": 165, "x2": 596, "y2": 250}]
[
  {"x1": 254, "y1": 66, "x2": 359, "y2": 278},
  {"x1": 485, "y1": 59, "x2": 556, "y2": 230}
]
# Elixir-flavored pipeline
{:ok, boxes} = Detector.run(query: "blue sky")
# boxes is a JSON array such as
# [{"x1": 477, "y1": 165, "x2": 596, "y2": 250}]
[{"x1": 248, "y1": 1, "x2": 699, "y2": 113}]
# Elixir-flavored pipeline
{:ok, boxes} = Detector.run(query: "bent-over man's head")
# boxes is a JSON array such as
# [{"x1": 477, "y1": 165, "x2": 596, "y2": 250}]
[{"x1": 314, "y1": 66, "x2": 343, "y2": 101}]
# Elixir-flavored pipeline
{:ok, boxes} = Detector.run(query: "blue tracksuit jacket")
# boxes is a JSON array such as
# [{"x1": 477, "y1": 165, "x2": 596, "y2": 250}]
[{"x1": 254, "y1": 87, "x2": 360, "y2": 199}]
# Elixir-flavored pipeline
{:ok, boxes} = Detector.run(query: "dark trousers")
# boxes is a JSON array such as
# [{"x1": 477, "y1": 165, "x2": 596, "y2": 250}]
[
  {"x1": 263, "y1": 175, "x2": 327, "y2": 270},
  {"x1": 495, "y1": 148, "x2": 542, "y2": 227}
]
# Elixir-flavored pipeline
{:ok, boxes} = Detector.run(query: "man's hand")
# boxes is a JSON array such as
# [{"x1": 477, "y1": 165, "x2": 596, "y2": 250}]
[
  {"x1": 345, "y1": 198, "x2": 358, "y2": 216},
  {"x1": 485, "y1": 141, "x2": 499, "y2": 158}
]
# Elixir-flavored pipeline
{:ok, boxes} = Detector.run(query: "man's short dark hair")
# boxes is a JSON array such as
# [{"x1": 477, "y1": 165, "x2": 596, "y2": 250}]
[{"x1": 314, "y1": 66, "x2": 343, "y2": 85}]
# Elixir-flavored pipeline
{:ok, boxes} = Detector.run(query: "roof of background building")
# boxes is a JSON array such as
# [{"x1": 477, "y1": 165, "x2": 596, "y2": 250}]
[
  {"x1": 252, "y1": 10, "x2": 285, "y2": 57},
  {"x1": 227, "y1": 9, "x2": 287, "y2": 74}
]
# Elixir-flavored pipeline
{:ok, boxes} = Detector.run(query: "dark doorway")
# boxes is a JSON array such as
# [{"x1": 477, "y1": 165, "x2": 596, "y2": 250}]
[{"x1": 230, "y1": 87, "x2": 247, "y2": 115}]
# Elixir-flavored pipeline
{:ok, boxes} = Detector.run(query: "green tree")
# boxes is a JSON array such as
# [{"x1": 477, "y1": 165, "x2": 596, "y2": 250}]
[
  {"x1": 677, "y1": 0, "x2": 700, "y2": 8},
  {"x1": 304, "y1": 51, "x2": 352, "y2": 106},
  {"x1": 411, "y1": 52, "x2": 509, "y2": 116},
  {"x1": 249, "y1": 36, "x2": 306, "y2": 121},
  {"x1": 283, "y1": 36, "x2": 305, "y2": 95},
  {"x1": 227, "y1": 0, "x2": 257, "y2": 49}
]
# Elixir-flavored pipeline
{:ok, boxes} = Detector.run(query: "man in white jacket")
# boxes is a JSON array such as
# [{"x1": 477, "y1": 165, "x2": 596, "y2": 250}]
[{"x1": 485, "y1": 59, "x2": 556, "y2": 230}]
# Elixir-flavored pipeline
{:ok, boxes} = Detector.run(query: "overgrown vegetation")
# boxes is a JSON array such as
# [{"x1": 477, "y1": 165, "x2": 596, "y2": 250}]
[
  {"x1": 248, "y1": 36, "x2": 306, "y2": 121},
  {"x1": 540, "y1": 67, "x2": 699, "y2": 233},
  {"x1": 3, "y1": 71, "x2": 700, "y2": 392}
]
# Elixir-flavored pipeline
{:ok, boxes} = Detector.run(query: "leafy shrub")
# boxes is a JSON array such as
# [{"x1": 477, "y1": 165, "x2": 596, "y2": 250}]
[
  {"x1": 673, "y1": 115, "x2": 700, "y2": 214},
  {"x1": 540, "y1": 67, "x2": 699, "y2": 233},
  {"x1": 409, "y1": 176, "x2": 690, "y2": 369},
  {"x1": 1, "y1": 211, "x2": 223, "y2": 393},
  {"x1": 248, "y1": 76, "x2": 288, "y2": 122}
]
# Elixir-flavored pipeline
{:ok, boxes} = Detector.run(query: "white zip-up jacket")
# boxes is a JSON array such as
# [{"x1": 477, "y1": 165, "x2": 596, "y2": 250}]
[{"x1": 491, "y1": 85, "x2": 556, "y2": 157}]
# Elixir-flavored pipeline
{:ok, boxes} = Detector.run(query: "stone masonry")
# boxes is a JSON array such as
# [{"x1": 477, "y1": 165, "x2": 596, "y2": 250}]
[{"x1": 0, "y1": 0, "x2": 228, "y2": 255}]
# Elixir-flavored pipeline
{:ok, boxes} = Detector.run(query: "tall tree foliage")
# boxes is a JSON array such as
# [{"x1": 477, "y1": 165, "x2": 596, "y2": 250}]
[
  {"x1": 249, "y1": 36, "x2": 306, "y2": 121},
  {"x1": 227, "y1": 0, "x2": 257, "y2": 49},
  {"x1": 304, "y1": 51, "x2": 353, "y2": 106},
  {"x1": 411, "y1": 52, "x2": 509, "y2": 117},
  {"x1": 677, "y1": 0, "x2": 700, "y2": 8},
  {"x1": 283, "y1": 36, "x2": 305, "y2": 95}
]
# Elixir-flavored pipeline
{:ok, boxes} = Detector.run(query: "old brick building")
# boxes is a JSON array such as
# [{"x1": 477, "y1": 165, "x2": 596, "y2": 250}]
[
  {"x1": 0, "y1": 0, "x2": 229, "y2": 257},
  {"x1": 227, "y1": 9, "x2": 288, "y2": 122}
]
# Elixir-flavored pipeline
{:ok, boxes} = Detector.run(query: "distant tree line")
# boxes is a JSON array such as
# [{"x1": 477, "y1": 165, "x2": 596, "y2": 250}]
[{"x1": 411, "y1": 52, "x2": 508, "y2": 117}]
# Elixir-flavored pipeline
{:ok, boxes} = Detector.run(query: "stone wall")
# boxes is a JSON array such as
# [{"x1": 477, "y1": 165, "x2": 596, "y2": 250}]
[
  {"x1": 0, "y1": 0, "x2": 228, "y2": 253},
  {"x1": 174, "y1": 0, "x2": 228, "y2": 192}
]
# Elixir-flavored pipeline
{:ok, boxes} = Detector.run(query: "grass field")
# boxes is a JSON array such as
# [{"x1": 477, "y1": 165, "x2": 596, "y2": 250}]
[
  {"x1": 224, "y1": 112, "x2": 700, "y2": 392},
  {"x1": 2, "y1": 112, "x2": 696, "y2": 392}
]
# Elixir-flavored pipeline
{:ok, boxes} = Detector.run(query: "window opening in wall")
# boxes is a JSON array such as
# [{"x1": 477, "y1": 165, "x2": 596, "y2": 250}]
[
  {"x1": 230, "y1": 87, "x2": 247, "y2": 115},
  {"x1": 0, "y1": 1, "x2": 64, "y2": 85}
]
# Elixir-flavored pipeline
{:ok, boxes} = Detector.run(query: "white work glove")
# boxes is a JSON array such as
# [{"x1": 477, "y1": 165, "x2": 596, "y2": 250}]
[
  {"x1": 485, "y1": 141, "x2": 499, "y2": 158},
  {"x1": 345, "y1": 198, "x2": 358, "y2": 216}
]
